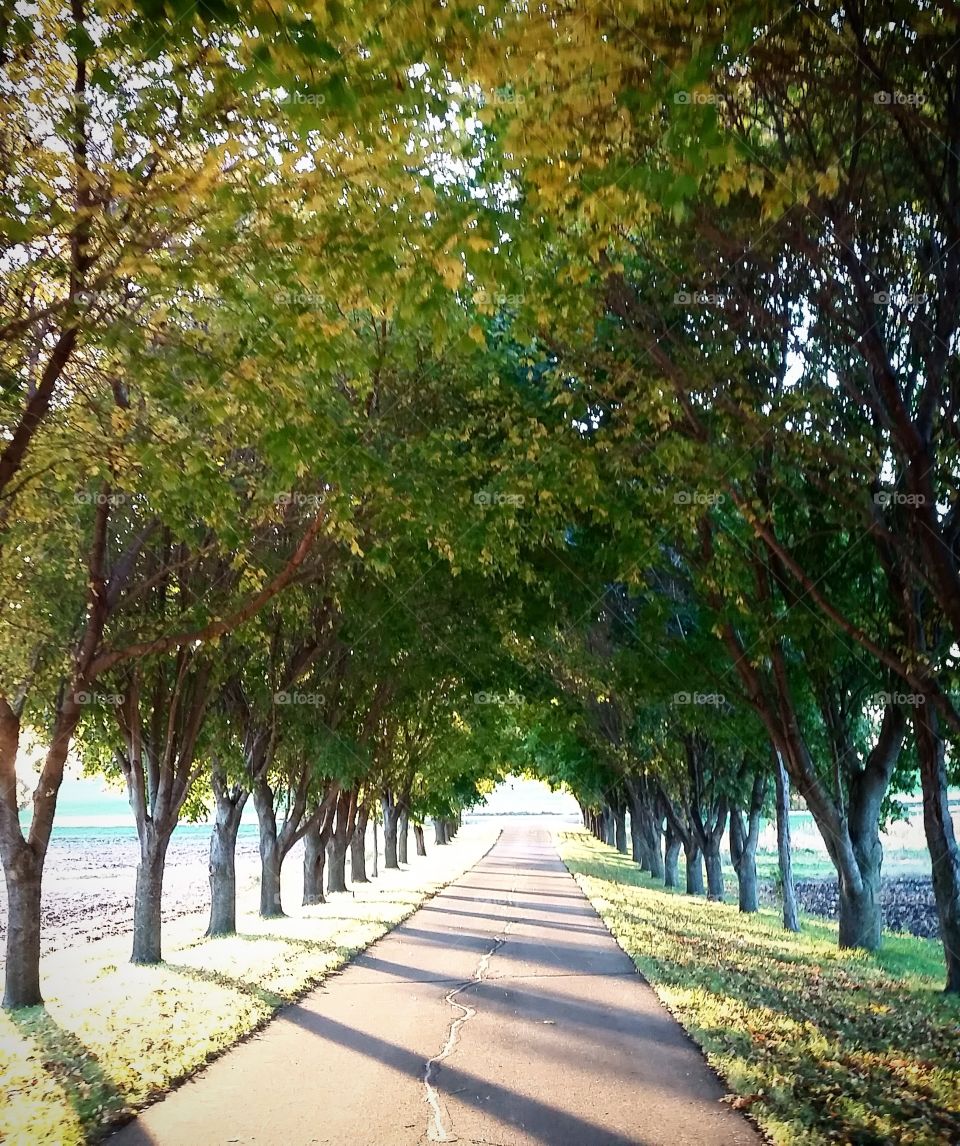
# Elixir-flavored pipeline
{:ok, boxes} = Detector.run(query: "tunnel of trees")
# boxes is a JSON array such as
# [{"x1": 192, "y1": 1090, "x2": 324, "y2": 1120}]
[{"x1": 1, "y1": 0, "x2": 959, "y2": 1015}]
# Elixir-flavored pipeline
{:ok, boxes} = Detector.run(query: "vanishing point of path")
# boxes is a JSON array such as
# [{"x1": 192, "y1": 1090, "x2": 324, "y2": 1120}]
[{"x1": 112, "y1": 828, "x2": 761, "y2": 1145}]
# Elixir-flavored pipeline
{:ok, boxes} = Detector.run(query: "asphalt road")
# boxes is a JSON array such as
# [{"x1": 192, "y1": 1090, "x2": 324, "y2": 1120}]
[{"x1": 112, "y1": 827, "x2": 761, "y2": 1145}]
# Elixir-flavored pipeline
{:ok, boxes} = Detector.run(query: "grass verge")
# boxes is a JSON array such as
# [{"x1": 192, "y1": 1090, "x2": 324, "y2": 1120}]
[
  {"x1": 0, "y1": 826, "x2": 497, "y2": 1144},
  {"x1": 557, "y1": 830, "x2": 960, "y2": 1146}
]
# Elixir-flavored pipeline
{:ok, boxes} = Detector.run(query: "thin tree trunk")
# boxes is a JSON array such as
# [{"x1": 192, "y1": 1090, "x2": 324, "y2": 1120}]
[
  {"x1": 774, "y1": 751, "x2": 800, "y2": 932},
  {"x1": 629, "y1": 810, "x2": 645, "y2": 867},
  {"x1": 613, "y1": 804, "x2": 628, "y2": 854},
  {"x1": 207, "y1": 781, "x2": 245, "y2": 937},
  {"x1": 414, "y1": 823, "x2": 426, "y2": 856},
  {"x1": 642, "y1": 808, "x2": 664, "y2": 880},
  {"x1": 351, "y1": 804, "x2": 370, "y2": 884},
  {"x1": 398, "y1": 807, "x2": 409, "y2": 865},
  {"x1": 914, "y1": 704, "x2": 960, "y2": 991},
  {"x1": 684, "y1": 840, "x2": 704, "y2": 896},
  {"x1": 703, "y1": 846, "x2": 725, "y2": 901},
  {"x1": 729, "y1": 808, "x2": 758, "y2": 913},
  {"x1": 255, "y1": 780, "x2": 284, "y2": 917},
  {"x1": 207, "y1": 804, "x2": 243, "y2": 936},
  {"x1": 302, "y1": 818, "x2": 329, "y2": 905},
  {"x1": 383, "y1": 799, "x2": 400, "y2": 867},
  {"x1": 132, "y1": 829, "x2": 170, "y2": 964},
  {"x1": 371, "y1": 816, "x2": 378, "y2": 878},
  {"x1": 326, "y1": 834, "x2": 348, "y2": 894},
  {"x1": 663, "y1": 827, "x2": 681, "y2": 889},
  {"x1": 1, "y1": 844, "x2": 43, "y2": 1008}
]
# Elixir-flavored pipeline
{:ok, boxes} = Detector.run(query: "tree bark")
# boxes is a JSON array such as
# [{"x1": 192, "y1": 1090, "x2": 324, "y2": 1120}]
[
  {"x1": 663, "y1": 827, "x2": 681, "y2": 889},
  {"x1": 398, "y1": 806, "x2": 409, "y2": 865},
  {"x1": 326, "y1": 835, "x2": 348, "y2": 894},
  {"x1": 414, "y1": 823, "x2": 426, "y2": 856},
  {"x1": 641, "y1": 804, "x2": 664, "y2": 880},
  {"x1": 913, "y1": 704, "x2": 960, "y2": 991},
  {"x1": 383, "y1": 797, "x2": 401, "y2": 867},
  {"x1": 703, "y1": 846, "x2": 725, "y2": 901},
  {"x1": 371, "y1": 816, "x2": 378, "y2": 878},
  {"x1": 326, "y1": 786, "x2": 357, "y2": 895},
  {"x1": 629, "y1": 810, "x2": 645, "y2": 867},
  {"x1": 131, "y1": 829, "x2": 170, "y2": 964},
  {"x1": 613, "y1": 804, "x2": 628, "y2": 854},
  {"x1": 302, "y1": 814, "x2": 332, "y2": 905},
  {"x1": 774, "y1": 750, "x2": 800, "y2": 932},
  {"x1": 730, "y1": 773, "x2": 766, "y2": 914},
  {"x1": 255, "y1": 779, "x2": 285, "y2": 917},
  {"x1": 433, "y1": 817, "x2": 448, "y2": 846},
  {"x1": 1, "y1": 844, "x2": 43, "y2": 1008},
  {"x1": 207, "y1": 780, "x2": 246, "y2": 937},
  {"x1": 683, "y1": 839, "x2": 704, "y2": 896},
  {"x1": 351, "y1": 803, "x2": 370, "y2": 884}
]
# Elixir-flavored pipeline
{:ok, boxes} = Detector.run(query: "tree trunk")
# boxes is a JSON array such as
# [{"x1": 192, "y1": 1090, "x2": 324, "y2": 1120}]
[
  {"x1": 663, "y1": 828, "x2": 681, "y2": 889},
  {"x1": 259, "y1": 838, "x2": 283, "y2": 916},
  {"x1": 703, "y1": 846, "x2": 725, "y2": 901},
  {"x1": 371, "y1": 816, "x2": 379, "y2": 878},
  {"x1": 774, "y1": 751, "x2": 800, "y2": 932},
  {"x1": 914, "y1": 704, "x2": 960, "y2": 991},
  {"x1": 351, "y1": 805, "x2": 369, "y2": 884},
  {"x1": 729, "y1": 809, "x2": 759, "y2": 913},
  {"x1": 207, "y1": 793, "x2": 245, "y2": 937},
  {"x1": 326, "y1": 834, "x2": 348, "y2": 894},
  {"x1": 642, "y1": 809, "x2": 664, "y2": 880},
  {"x1": 434, "y1": 817, "x2": 447, "y2": 846},
  {"x1": 383, "y1": 799, "x2": 401, "y2": 867},
  {"x1": 414, "y1": 823, "x2": 426, "y2": 856},
  {"x1": 683, "y1": 840, "x2": 704, "y2": 896},
  {"x1": 131, "y1": 830, "x2": 170, "y2": 964},
  {"x1": 613, "y1": 805, "x2": 628, "y2": 854},
  {"x1": 398, "y1": 807, "x2": 409, "y2": 865},
  {"x1": 629, "y1": 810, "x2": 645, "y2": 867},
  {"x1": 302, "y1": 819, "x2": 328, "y2": 906},
  {"x1": 1, "y1": 843, "x2": 43, "y2": 1008},
  {"x1": 255, "y1": 781, "x2": 284, "y2": 917}
]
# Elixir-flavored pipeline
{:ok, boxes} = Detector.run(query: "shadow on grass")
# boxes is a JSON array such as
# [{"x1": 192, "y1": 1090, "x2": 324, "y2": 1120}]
[
  {"x1": 9, "y1": 1006, "x2": 127, "y2": 1133},
  {"x1": 561, "y1": 838, "x2": 960, "y2": 1146},
  {"x1": 165, "y1": 962, "x2": 287, "y2": 1010}
]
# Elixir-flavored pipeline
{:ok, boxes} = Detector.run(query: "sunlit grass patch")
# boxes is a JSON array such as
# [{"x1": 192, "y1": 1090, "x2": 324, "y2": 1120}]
[
  {"x1": 0, "y1": 827, "x2": 497, "y2": 1145},
  {"x1": 558, "y1": 830, "x2": 960, "y2": 1146}
]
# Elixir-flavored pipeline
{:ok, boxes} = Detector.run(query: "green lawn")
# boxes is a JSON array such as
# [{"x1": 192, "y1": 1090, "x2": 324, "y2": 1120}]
[
  {"x1": 0, "y1": 828, "x2": 495, "y2": 1145},
  {"x1": 558, "y1": 831, "x2": 960, "y2": 1146}
]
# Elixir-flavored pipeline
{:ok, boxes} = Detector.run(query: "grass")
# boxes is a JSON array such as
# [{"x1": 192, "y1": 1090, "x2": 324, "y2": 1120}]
[
  {"x1": 558, "y1": 831, "x2": 960, "y2": 1146},
  {"x1": 0, "y1": 826, "x2": 497, "y2": 1145}
]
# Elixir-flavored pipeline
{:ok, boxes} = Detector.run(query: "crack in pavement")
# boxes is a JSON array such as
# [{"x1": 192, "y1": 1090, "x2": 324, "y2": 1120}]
[{"x1": 423, "y1": 885, "x2": 518, "y2": 1143}]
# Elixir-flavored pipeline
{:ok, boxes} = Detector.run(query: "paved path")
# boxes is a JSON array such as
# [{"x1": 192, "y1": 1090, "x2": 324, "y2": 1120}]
[{"x1": 113, "y1": 828, "x2": 761, "y2": 1145}]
